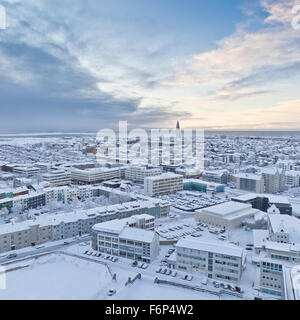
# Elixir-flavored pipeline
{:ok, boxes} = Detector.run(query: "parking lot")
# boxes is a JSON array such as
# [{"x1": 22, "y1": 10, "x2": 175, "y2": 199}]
[
  {"x1": 160, "y1": 191, "x2": 227, "y2": 212},
  {"x1": 156, "y1": 219, "x2": 229, "y2": 242}
]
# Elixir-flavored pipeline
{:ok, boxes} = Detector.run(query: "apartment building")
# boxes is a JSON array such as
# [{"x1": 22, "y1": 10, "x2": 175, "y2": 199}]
[
  {"x1": 285, "y1": 170, "x2": 300, "y2": 188},
  {"x1": 144, "y1": 173, "x2": 183, "y2": 197},
  {"x1": 260, "y1": 168, "x2": 285, "y2": 194},
  {"x1": 42, "y1": 170, "x2": 71, "y2": 187},
  {"x1": 44, "y1": 187, "x2": 69, "y2": 204},
  {"x1": 70, "y1": 167, "x2": 122, "y2": 184},
  {"x1": 258, "y1": 242, "x2": 300, "y2": 298},
  {"x1": 125, "y1": 166, "x2": 162, "y2": 183},
  {"x1": 0, "y1": 200, "x2": 166, "y2": 253},
  {"x1": 176, "y1": 238, "x2": 245, "y2": 283},
  {"x1": 13, "y1": 192, "x2": 46, "y2": 211},
  {"x1": 13, "y1": 166, "x2": 40, "y2": 177},
  {"x1": 183, "y1": 179, "x2": 225, "y2": 194},
  {"x1": 234, "y1": 173, "x2": 265, "y2": 193},
  {"x1": 195, "y1": 201, "x2": 260, "y2": 230},
  {"x1": 91, "y1": 214, "x2": 159, "y2": 263},
  {"x1": 0, "y1": 187, "x2": 29, "y2": 200},
  {"x1": 201, "y1": 170, "x2": 229, "y2": 185}
]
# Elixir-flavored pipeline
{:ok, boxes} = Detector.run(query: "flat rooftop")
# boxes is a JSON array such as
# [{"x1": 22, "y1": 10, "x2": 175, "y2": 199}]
[{"x1": 176, "y1": 238, "x2": 244, "y2": 257}]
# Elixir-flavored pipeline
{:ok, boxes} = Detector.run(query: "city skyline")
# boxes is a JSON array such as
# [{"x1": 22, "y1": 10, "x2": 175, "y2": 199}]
[{"x1": 0, "y1": 0, "x2": 300, "y2": 133}]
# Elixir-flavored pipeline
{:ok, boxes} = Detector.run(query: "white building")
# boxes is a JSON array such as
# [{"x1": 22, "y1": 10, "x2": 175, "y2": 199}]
[
  {"x1": 92, "y1": 214, "x2": 159, "y2": 263},
  {"x1": 267, "y1": 214, "x2": 300, "y2": 244},
  {"x1": 234, "y1": 173, "x2": 265, "y2": 193},
  {"x1": 0, "y1": 200, "x2": 165, "y2": 253},
  {"x1": 125, "y1": 166, "x2": 161, "y2": 183},
  {"x1": 258, "y1": 242, "x2": 300, "y2": 298},
  {"x1": 13, "y1": 166, "x2": 40, "y2": 177},
  {"x1": 70, "y1": 167, "x2": 122, "y2": 184},
  {"x1": 260, "y1": 168, "x2": 285, "y2": 194},
  {"x1": 42, "y1": 170, "x2": 71, "y2": 187},
  {"x1": 144, "y1": 173, "x2": 183, "y2": 197},
  {"x1": 285, "y1": 170, "x2": 300, "y2": 188},
  {"x1": 175, "y1": 238, "x2": 245, "y2": 283},
  {"x1": 195, "y1": 201, "x2": 261, "y2": 230}
]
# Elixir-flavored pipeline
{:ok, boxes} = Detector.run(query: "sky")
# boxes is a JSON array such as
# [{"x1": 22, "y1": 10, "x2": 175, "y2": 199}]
[{"x1": 0, "y1": 0, "x2": 300, "y2": 133}]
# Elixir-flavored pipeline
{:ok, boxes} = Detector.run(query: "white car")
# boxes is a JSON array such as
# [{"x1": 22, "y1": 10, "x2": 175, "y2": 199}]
[{"x1": 186, "y1": 275, "x2": 193, "y2": 281}]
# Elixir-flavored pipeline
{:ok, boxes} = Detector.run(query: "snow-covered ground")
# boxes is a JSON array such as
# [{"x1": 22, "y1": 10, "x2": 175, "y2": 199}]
[{"x1": 0, "y1": 254, "x2": 112, "y2": 300}]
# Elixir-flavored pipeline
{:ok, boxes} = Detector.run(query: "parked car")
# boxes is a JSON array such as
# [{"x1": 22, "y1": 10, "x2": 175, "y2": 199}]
[
  {"x1": 107, "y1": 289, "x2": 116, "y2": 296},
  {"x1": 131, "y1": 260, "x2": 137, "y2": 267},
  {"x1": 166, "y1": 269, "x2": 172, "y2": 276},
  {"x1": 84, "y1": 250, "x2": 89, "y2": 255},
  {"x1": 186, "y1": 275, "x2": 193, "y2": 281},
  {"x1": 141, "y1": 263, "x2": 148, "y2": 269},
  {"x1": 235, "y1": 286, "x2": 244, "y2": 294},
  {"x1": 7, "y1": 253, "x2": 17, "y2": 259},
  {"x1": 156, "y1": 267, "x2": 162, "y2": 273},
  {"x1": 171, "y1": 271, "x2": 177, "y2": 277}
]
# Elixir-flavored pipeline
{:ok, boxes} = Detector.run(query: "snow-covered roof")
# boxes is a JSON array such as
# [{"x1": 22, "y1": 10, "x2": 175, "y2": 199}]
[
  {"x1": 234, "y1": 173, "x2": 263, "y2": 180},
  {"x1": 268, "y1": 204, "x2": 280, "y2": 214},
  {"x1": 199, "y1": 201, "x2": 252, "y2": 216},
  {"x1": 253, "y1": 229, "x2": 269, "y2": 249},
  {"x1": 145, "y1": 172, "x2": 183, "y2": 181},
  {"x1": 119, "y1": 227, "x2": 155, "y2": 243},
  {"x1": 176, "y1": 238, "x2": 244, "y2": 258},
  {"x1": 92, "y1": 214, "x2": 154, "y2": 234},
  {"x1": 231, "y1": 193, "x2": 258, "y2": 202},
  {"x1": 268, "y1": 214, "x2": 300, "y2": 243}
]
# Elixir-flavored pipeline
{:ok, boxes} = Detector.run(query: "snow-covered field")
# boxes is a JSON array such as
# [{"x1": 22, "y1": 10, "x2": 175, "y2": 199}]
[{"x1": 0, "y1": 254, "x2": 112, "y2": 300}]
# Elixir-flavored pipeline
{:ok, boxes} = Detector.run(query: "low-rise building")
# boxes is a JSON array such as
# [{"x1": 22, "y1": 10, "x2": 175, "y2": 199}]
[
  {"x1": 0, "y1": 200, "x2": 166, "y2": 253},
  {"x1": 195, "y1": 201, "x2": 260, "y2": 230},
  {"x1": 258, "y1": 242, "x2": 300, "y2": 298},
  {"x1": 91, "y1": 214, "x2": 159, "y2": 263},
  {"x1": 175, "y1": 238, "x2": 245, "y2": 283},
  {"x1": 125, "y1": 166, "x2": 162, "y2": 183},
  {"x1": 234, "y1": 173, "x2": 265, "y2": 193},
  {"x1": 42, "y1": 170, "x2": 71, "y2": 187},
  {"x1": 70, "y1": 167, "x2": 122, "y2": 184},
  {"x1": 13, "y1": 166, "x2": 40, "y2": 177},
  {"x1": 183, "y1": 179, "x2": 225, "y2": 194},
  {"x1": 144, "y1": 173, "x2": 183, "y2": 197}
]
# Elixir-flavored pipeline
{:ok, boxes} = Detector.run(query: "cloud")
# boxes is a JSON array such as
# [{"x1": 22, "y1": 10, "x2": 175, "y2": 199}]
[
  {"x1": 0, "y1": 0, "x2": 300, "y2": 132},
  {"x1": 261, "y1": 0, "x2": 298, "y2": 24}
]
